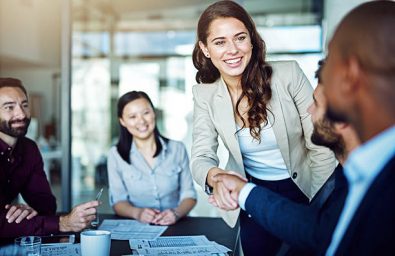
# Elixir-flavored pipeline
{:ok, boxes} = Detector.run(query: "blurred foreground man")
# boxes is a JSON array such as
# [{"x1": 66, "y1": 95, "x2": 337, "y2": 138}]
[
  {"x1": 322, "y1": 1, "x2": 395, "y2": 255},
  {"x1": 0, "y1": 78, "x2": 99, "y2": 238}
]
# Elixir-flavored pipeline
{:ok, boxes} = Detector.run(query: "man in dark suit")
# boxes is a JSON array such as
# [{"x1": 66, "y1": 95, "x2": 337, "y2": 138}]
[
  {"x1": 210, "y1": 61, "x2": 360, "y2": 255},
  {"x1": 321, "y1": 1, "x2": 395, "y2": 255}
]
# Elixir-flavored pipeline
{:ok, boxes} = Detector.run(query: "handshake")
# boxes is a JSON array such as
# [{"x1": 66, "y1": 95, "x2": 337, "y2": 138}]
[{"x1": 207, "y1": 171, "x2": 248, "y2": 211}]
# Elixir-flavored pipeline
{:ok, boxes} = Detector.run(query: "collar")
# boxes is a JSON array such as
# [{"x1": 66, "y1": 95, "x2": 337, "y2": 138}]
[
  {"x1": 344, "y1": 125, "x2": 395, "y2": 184},
  {"x1": 131, "y1": 136, "x2": 168, "y2": 159}
]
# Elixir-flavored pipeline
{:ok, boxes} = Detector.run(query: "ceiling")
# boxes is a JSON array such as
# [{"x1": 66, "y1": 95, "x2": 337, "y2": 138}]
[{"x1": 72, "y1": 0, "x2": 320, "y2": 31}]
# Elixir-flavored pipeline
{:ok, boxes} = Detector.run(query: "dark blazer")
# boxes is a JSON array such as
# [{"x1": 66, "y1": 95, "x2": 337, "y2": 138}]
[
  {"x1": 333, "y1": 154, "x2": 395, "y2": 256},
  {"x1": 244, "y1": 164, "x2": 347, "y2": 254}
]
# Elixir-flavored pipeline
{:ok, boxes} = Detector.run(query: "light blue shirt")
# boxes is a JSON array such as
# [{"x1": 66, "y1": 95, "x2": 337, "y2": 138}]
[
  {"x1": 107, "y1": 138, "x2": 197, "y2": 211},
  {"x1": 326, "y1": 125, "x2": 395, "y2": 255}
]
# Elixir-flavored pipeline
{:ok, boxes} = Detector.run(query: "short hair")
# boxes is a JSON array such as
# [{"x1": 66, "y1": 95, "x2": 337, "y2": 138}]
[
  {"x1": 315, "y1": 59, "x2": 325, "y2": 84},
  {"x1": 334, "y1": 1, "x2": 395, "y2": 79},
  {"x1": 0, "y1": 77, "x2": 28, "y2": 96}
]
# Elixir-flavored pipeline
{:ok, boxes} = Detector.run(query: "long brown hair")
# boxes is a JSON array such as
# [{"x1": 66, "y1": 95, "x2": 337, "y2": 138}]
[{"x1": 192, "y1": 0, "x2": 273, "y2": 140}]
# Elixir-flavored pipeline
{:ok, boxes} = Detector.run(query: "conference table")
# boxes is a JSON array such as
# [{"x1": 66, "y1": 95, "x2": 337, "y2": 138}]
[{"x1": 88, "y1": 214, "x2": 239, "y2": 255}]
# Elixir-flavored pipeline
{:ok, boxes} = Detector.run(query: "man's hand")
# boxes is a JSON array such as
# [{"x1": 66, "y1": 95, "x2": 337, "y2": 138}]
[
  {"x1": 136, "y1": 208, "x2": 160, "y2": 224},
  {"x1": 210, "y1": 172, "x2": 248, "y2": 210},
  {"x1": 59, "y1": 200, "x2": 99, "y2": 232},
  {"x1": 5, "y1": 204, "x2": 38, "y2": 224}
]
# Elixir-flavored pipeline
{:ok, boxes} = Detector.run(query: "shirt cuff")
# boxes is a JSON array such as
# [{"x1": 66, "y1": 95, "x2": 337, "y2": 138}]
[
  {"x1": 43, "y1": 215, "x2": 60, "y2": 235},
  {"x1": 238, "y1": 183, "x2": 256, "y2": 211}
]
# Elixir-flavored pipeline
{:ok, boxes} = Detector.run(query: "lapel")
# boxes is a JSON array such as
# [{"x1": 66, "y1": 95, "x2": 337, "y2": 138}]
[
  {"x1": 266, "y1": 79, "x2": 291, "y2": 169},
  {"x1": 212, "y1": 78, "x2": 244, "y2": 168}
]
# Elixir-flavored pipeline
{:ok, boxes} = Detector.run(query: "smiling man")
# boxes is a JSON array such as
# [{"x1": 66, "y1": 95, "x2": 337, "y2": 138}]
[{"x1": 0, "y1": 77, "x2": 99, "y2": 238}]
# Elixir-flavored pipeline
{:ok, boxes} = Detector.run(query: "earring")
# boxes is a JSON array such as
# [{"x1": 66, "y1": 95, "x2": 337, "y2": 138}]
[{"x1": 205, "y1": 53, "x2": 210, "y2": 58}]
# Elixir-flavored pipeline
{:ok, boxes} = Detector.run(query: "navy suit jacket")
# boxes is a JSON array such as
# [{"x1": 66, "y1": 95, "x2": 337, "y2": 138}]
[
  {"x1": 244, "y1": 164, "x2": 347, "y2": 254},
  {"x1": 333, "y1": 154, "x2": 395, "y2": 255}
]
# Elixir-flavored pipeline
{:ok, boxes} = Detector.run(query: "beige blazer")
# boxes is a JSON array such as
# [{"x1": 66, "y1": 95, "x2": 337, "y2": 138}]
[{"x1": 191, "y1": 61, "x2": 336, "y2": 227}]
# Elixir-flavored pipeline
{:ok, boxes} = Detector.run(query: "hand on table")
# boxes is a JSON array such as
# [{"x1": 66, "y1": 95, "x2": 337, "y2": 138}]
[
  {"x1": 5, "y1": 204, "x2": 38, "y2": 223},
  {"x1": 152, "y1": 209, "x2": 178, "y2": 226},
  {"x1": 136, "y1": 208, "x2": 160, "y2": 224},
  {"x1": 59, "y1": 200, "x2": 100, "y2": 232}
]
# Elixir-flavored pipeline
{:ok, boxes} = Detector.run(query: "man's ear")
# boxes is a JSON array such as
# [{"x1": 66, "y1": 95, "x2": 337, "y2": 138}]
[{"x1": 346, "y1": 56, "x2": 363, "y2": 92}]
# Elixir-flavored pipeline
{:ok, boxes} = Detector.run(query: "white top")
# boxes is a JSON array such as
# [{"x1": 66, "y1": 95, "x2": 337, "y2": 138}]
[{"x1": 237, "y1": 121, "x2": 290, "y2": 181}]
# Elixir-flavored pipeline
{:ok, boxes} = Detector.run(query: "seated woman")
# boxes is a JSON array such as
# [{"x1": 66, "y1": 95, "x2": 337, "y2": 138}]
[{"x1": 107, "y1": 91, "x2": 197, "y2": 225}]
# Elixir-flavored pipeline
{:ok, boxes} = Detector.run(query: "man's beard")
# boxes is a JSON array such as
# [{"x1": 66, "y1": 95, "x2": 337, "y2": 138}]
[
  {"x1": 0, "y1": 117, "x2": 31, "y2": 138},
  {"x1": 326, "y1": 104, "x2": 349, "y2": 123},
  {"x1": 311, "y1": 116, "x2": 345, "y2": 157}
]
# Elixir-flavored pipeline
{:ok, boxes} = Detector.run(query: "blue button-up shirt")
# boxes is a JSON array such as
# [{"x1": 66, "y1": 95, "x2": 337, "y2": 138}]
[
  {"x1": 326, "y1": 125, "x2": 395, "y2": 255},
  {"x1": 107, "y1": 138, "x2": 197, "y2": 211}
]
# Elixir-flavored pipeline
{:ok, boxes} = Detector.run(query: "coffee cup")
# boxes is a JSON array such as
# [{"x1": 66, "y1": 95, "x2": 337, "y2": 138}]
[{"x1": 80, "y1": 230, "x2": 111, "y2": 256}]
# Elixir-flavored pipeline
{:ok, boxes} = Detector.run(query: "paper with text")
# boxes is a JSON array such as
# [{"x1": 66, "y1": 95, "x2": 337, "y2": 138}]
[
  {"x1": 129, "y1": 235, "x2": 230, "y2": 255},
  {"x1": 99, "y1": 219, "x2": 167, "y2": 240}
]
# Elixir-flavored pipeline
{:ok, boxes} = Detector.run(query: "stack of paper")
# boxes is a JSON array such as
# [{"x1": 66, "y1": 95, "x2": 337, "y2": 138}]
[
  {"x1": 99, "y1": 219, "x2": 167, "y2": 240},
  {"x1": 41, "y1": 244, "x2": 81, "y2": 256},
  {"x1": 129, "y1": 235, "x2": 230, "y2": 255}
]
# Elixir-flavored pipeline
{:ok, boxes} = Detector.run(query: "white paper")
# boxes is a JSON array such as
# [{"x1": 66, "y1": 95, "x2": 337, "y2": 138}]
[
  {"x1": 99, "y1": 219, "x2": 167, "y2": 240},
  {"x1": 129, "y1": 235, "x2": 230, "y2": 255},
  {"x1": 41, "y1": 243, "x2": 81, "y2": 256}
]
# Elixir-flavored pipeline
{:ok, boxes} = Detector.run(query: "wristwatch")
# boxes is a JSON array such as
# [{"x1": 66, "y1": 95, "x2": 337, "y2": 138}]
[{"x1": 204, "y1": 182, "x2": 214, "y2": 195}]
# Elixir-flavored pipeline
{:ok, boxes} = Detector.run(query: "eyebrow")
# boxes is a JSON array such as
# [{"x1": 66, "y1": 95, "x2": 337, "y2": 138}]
[
  {"x1": 1, "y1": 99, "x2": 28, "y2": 107},
  {"x1": 210, "y1": 32, "x2": 248, "y2": 43}
]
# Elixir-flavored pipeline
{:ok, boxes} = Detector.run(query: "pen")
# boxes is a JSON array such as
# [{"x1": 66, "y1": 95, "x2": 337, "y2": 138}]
[{"x1": 95, "y1": 188, "x2": 104, "y2": 201}]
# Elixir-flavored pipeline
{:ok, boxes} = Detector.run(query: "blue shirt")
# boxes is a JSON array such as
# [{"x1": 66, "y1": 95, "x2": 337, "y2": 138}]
[
  {"x1": 326, "y1": 125, "x2": 395, "y2": 255},
  {"x1": 107, "y1": 138, "x2": 197, "y2": 211}
]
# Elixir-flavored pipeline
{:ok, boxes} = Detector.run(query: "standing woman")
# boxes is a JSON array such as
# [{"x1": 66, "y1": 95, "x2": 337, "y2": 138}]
[
  {"x1": 107, "y1": 91, "x2": 197, "y2": 226},
  {"x1": 191, "y1": 1, "x2": 336, "y2": 255}
]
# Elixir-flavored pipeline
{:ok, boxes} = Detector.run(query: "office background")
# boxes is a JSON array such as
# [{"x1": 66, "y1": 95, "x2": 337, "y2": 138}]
[{"x1": 0, "y1": 0, "x2": 369, "y2": 216}]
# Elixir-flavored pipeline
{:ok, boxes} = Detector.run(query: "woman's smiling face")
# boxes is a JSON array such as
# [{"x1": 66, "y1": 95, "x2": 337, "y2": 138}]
[
  {"x1": 199, "y1": 17, "x2": 252, "y2": 83},
  {"x1": 119, "y1": 98, "x2": 156, "y2": 141}
]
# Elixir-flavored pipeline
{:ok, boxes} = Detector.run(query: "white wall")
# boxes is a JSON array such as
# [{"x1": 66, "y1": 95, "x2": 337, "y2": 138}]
[
  {"x1": 323, "y1": 0, "x2": 370, "y2": 49},
  {"x1": 0, "y1": 0, "x2": 62, "y2": 138},
  {"x1": 0, "y1": 0, "x2": 61, "y2": 66}
]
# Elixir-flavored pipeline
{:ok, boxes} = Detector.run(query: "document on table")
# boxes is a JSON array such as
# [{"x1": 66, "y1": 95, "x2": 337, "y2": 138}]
[
  {"x1": 41, "y1": 243, "x2": 81, "y2": 256},
  {"x1": 129, "y1": 235, "x2": 231, "y2": 255},
  {"x1": 99, "y1": 219, "x2": 167, "y2": 240}
]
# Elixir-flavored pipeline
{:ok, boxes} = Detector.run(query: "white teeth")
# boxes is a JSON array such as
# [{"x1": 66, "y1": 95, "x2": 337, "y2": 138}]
[{"x1": 225, "y1": 58, "x2": 241, "y2": 64}]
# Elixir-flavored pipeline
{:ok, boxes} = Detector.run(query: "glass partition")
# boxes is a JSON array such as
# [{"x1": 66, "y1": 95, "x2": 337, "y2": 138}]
[{"x1": 71, "y1": 1, "x2": 323, "y2": 216}]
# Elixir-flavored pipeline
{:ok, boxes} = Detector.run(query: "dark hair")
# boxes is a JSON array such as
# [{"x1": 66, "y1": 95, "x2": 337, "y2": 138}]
[
  {"x1": 192, "y1": 0, "x2": 273, "y2": 140},
  {"x1": 315, "y1": 59, "x2": 325, "y2": 84},
  {"x1": 116, "y1": 91, "x2": 168, "y2": 164},
  {"x1": 0, "y1": 78, "x2": 28, "y2": 97}
]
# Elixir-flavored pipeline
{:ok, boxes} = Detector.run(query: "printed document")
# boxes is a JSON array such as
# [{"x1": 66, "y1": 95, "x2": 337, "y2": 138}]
[
  {"x1": 41, "y1": 243, "x2": 81, "y2": 256},
  {"x1": 99, "y1": 219, "x2": 167, "y2": 240},
  {"x1": 129, "y1": 235, "x2": 230, "y2": 255}
]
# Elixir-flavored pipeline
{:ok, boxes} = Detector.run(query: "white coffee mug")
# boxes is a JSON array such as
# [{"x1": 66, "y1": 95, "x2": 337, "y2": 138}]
[{"x1": 80, "y1": 230, "x2": 111, "y2": 256}]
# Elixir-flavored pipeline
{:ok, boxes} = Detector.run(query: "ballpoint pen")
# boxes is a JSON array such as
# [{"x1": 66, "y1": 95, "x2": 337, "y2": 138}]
[
  {"x1": 95, "y1": 187, "x2": 104, "y2": 201},
  {"x1": 91, "y1": 188, "x2": 104, "y2": 227}
]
